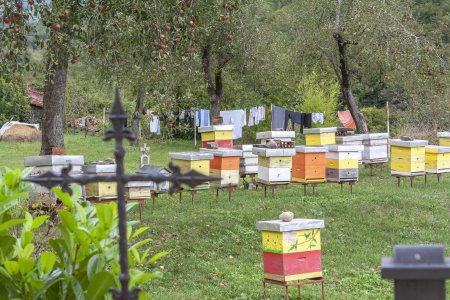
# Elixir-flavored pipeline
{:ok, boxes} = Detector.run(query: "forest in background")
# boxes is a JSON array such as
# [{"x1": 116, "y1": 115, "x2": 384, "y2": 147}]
[{"x1": 1, "y1": 0, "x2": 449, "y2": 144}]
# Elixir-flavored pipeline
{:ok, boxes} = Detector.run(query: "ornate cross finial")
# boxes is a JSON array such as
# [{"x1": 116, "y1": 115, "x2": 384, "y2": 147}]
[{"x1": 23, "y1": 87, "x2": 217, "y2": 300}]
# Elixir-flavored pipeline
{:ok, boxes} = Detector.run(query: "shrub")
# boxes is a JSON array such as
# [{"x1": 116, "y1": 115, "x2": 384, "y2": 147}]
[
  {"x1": 0, "y1": 168, "x2": 166, "y2": 299},
  {"x1": 360, "y1": 107, "x2": 387, "y2": 133},
  {"x1": 294, "y1": 72, "x2": 339, "y2": 127},
  {"x1": 0, "y1": 78, "x2": 30, "y2": 125}
]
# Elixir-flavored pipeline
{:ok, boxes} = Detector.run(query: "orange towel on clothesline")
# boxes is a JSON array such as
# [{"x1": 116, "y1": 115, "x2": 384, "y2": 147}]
[{"x1": 338, "y1": 110, "x2": 356, "y2": 129}]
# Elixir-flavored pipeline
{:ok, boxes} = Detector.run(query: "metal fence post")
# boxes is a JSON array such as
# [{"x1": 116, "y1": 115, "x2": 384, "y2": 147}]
[{"x1": 381, "y1": 245, "x2": 450, "y2": 300}]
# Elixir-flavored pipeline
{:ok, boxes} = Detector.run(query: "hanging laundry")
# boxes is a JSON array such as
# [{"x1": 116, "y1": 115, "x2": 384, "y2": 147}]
[
  {"x1": 220, "y1": 109, "x2": 246, "y2": 139},
  {"x1": 338, "y1": 110, "x2": 356, "y2": 129},
  {"x1": 258, "y1": 105, "x2": 266, "y2": 121},
  {"x1": 149, "y1": 116, "x2": 161, "y2": 135},
  {"x1": 179, "y1": 110, "x2": 186, "y2": 120},
  {"x1": 271, "y1": 105, "x2": 286, "y2": 130},
  {"x1": 201, "y1": 109, "x2": 210, "y2": 127},
  {"x1": 312, "y1": 113, "x2": 324, "y2": 124},
  {"x1": 248, "y1": 107, "x2": 259, "y2": 126}
]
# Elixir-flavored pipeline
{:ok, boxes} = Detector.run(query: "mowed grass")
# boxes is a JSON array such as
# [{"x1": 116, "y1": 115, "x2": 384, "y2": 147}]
[{"x1": 1, "y1": 133, "x2": 449, "y2": 299}]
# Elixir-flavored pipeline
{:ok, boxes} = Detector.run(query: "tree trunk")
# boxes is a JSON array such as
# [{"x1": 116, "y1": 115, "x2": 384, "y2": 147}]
[
  {"x1": 131, "y1": 90, "x2": 145, "y2": 146},
  {"x1": 334, "y1": 33, "x2": 369, "y2": 133},
  {"x1": 202, "y1": 45, "x2": 225, "y2": 118},
  {"x1": 40, "y1": 55, "x2": 69, "y2": 155}
]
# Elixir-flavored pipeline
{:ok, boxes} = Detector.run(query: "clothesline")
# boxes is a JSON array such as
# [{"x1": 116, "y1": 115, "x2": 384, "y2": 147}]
[{"x1": 271, "y1": 104, "x2": 324, "y2": 132}]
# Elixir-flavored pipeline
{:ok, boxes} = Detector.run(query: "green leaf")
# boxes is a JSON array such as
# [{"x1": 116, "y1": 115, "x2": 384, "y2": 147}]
[
  {"x1": 21, "y1": 243, "x2": 35, "y2": 259},
  {"x1": 31, "y1": 215, "x2": 49, "y2": 230},
  {"x1": 19, "y1": 257, "x2": 34, "y2": 275},
  {"x1": 58, "y1": 210, "x2": 78, "y2": 231},
  {"x1": 69, "y1": 275, "x2": 85, "y2": 300},
  {"x1": 4, "y1": 261, "x2": 19, "y2": 275},
  {"x1": 130, "y1": 226, "x2": 150, "y2": 240},
  {"x1": 0, "y1": 236, "x2": 16, "y2": 257},
  {"x1": 0, "y1": 219, "x2": 26, "y2": 233},
  {"x1": 145, "y1": 251, "x2": 169, "y2": 266},
  {"x1": 130, "y1": 238, "x2": 152, "y2": 250},
  {"x1": 86, "y1": 254, "x2": 102, "y2": 281},
  {"x1": 53, "y1": 188, "x2": 73, "y2": 210},
  {"x1": 86, "y1": 272, "x2": 116, "y2": 300},
  {"x1": 39, "y1": 252, "x2": 57, "y2": 274}
]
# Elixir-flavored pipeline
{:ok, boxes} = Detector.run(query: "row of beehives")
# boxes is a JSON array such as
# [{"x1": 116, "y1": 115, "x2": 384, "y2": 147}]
[
  {"x1": 390, "y1": 132, "x2": 450, "y2": 176},
  {"x1": 24, "y1": 155, "x2": 172, "y2": 201}
]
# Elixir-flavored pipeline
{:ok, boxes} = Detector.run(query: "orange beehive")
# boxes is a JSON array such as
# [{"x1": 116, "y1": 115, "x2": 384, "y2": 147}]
[{"x1": 292, "y1": 146, "x2": 327, "y2": 183}]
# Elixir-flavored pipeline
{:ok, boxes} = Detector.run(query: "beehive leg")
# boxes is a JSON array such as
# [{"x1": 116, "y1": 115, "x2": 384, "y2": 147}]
[
  {"x1": 424, "y1": 174, "x2": 427, "y2": 185},
  {"x1": 179, "y1": 192, "x2": 182, "y2": 203},
  {"x1": 409, "y1": 176, "x2": 414, "y2": 188},
  {"x1": 321, "y1": 280, "x2": 325, "y2": 300},
  {"x1": 271, "y1": 186, "x2": 275, "y2": 197},
  {"x1": 370, "y1": 164, "x2": 374, "y2": 176},
  {"x1": 303, "y1": 184, "x2": 307, "y2": 196},
  {"x1": 297, "y1": 281, "x2": 301, "y2": 299},
  {"x1": 340, "y1": 183, "x2": 343, "y2": 193},
  {"x1": 285, "y1": 285, "x2": 289, "y2": 300},
  {"x1": 263, "y1": 281, "x2": 267, "y2": 300},
  {"x1": 264, "y1": 185, "x2": 267, "y2": 197},
  {"x1": 191, "y1": 191, "x2": 196, "y2": 205},
  {"x1": 437, "y1": 174, "x2": 441, "y2": 183},
  {"x1": 397, "y1": 176, "x2": 401, "y2": 187},
  {"x1": 216, "y1": 189, "x2": 219, "y2": 201}
]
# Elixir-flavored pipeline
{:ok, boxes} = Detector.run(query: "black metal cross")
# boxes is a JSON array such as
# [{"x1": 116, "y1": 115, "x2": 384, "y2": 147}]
[{"x1": 24, "y1": 88, "x2": 215, "y2": 300}]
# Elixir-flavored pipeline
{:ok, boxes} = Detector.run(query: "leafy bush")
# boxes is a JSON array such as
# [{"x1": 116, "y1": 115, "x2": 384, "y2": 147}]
[
  {"x1": 0, "y1": 168, "x2": 166, "y2": 299},
  {"x1": 294, "y1": 71, "x2": 339, "y2": 127},
  {"x1": 0, "y1": 78, "x2": 30, "y2": 125},
  {"x1": 360, "y1": 107, "x2": 387, "y2": 132}
]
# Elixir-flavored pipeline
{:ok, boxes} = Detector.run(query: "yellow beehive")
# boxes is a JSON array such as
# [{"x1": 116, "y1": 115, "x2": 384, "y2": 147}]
[
  {"x1": 82, "y1": 164, "x2": 117, "y2": 199},
  {"x1": 389, "y1": 139, "x2": 428, "y2": 176},
  {"x1": 198, "y1": 125, "x2": 234, "y2": 148},
  {"x1": 425, "y1": 146, "x2": 450, "y2": 174},
  {"x1": 169, "y1": 152, "x2": 214, "y2": 190},
  {"x1": 437, "y1": 132, "x2": 450, "y2": 146},
  {"x1": 303, "y1": 127, "x2": 337, "y2": 146}
]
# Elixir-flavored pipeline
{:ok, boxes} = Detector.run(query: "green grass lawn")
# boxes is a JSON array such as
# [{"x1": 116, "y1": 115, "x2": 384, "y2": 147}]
[{"x1": 1, "y1": 133, "x2": 449, "y2": 299}]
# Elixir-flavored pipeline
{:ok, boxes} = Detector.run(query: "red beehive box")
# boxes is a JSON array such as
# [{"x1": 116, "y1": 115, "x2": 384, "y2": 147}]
[{"x1": 256, "y1": 218, "x2": 325, "y2": 282}]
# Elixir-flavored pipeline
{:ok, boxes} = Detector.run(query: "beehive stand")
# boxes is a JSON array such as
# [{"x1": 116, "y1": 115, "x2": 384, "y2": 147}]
[
  {"x1": 257, "y1": 218, "x2": 325, "y2": 300},
  {"x1": 361, "y1": 133, "x2": 389, "y2": 176},
  {"x1": 198, "y1": 125, "x2": 234, "y2": 148},
  {"x1": 303, "y1": 127, "x2": 337, "y2": 146},
  {"x1": 424, "y1": 145, "x2": 450, "y2": 184},
  {"x1": 200, "y1": 148, "x2": 242, "y2": 200},
  {"x1": 253, "y1": 147, "x2": 296, "y2": 197},
  {"x1": 292, "y1": 146, "x2": 327, "y2": 195},
  {"x1": 169, "y1": 152, "x2": 214, "y2": 204},
  {"x1": 389, "y1": 139, "x2": 428, "y2": 187},
  {"x1": 325, "y1": 145, "x2": 363, "y2": 193},
  {"x1": 235, "y1": 144, "x2": 259, "y2": 189},
  {"x1": 83, "y1": 164, "x2": 117, "y2": 199}
]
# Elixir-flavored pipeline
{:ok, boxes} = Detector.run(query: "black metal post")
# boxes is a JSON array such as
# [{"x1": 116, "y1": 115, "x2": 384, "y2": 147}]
[{"x1": 381, "y1": 245, "x2": 450, "y2": 300}]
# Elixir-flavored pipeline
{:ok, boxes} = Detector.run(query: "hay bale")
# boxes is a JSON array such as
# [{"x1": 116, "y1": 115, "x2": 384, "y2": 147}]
[{"x1": 0, "y1": 122, "x2": 41, "y2": 142}]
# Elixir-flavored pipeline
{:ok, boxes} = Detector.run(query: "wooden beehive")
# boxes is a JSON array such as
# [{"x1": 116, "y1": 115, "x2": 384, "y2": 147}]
[
  {"x1": 169, "y1": 152, "x2": 214, "y2": 190},
  {"x1": 256, "y1": 218, "x2": 325, "y2": 282},
  {"x1": 389, "y1": 139, "x2": 428, "y2": 176},
  {"x1": 200, "y1": 148, "x2": 242, "y2": 187},
  {"x1": 437, "y1": 132, "x2": 450, "y2": 146},
  {"x1": 361, "y1": 133, "x2": 389, "y2": 163},
  {"x1": 256, "y1": 131, "x2": 295, "y2": 144},
  {"x1": 425, "y1": 145, "x2": 450, "y2": 174},
  {"x1": 198, "y1": 125, "x2": 234, "y2": 148},
  {"x1": 234, "y1": 144, "x2": 259, "y2": 175},
  {"x1": 292, "y1": 146, "x2": 327, "y2": 183},
  {"x1": 253, "y1": 147, "x2": 295, "y2": 184},
  {"x1": 83, "y1": 164, "x2": 117, "y2": 198},
  {"x1": 125, "y1": 181, "x2": 152, "y2": 199},
  {"x1": 136, "y1": 165, "x2": 171, "y2": 193},
  {"x1": 303, "y1": 127, "x2": 337, "y2": 146},
  {"x1": 336, "y1": 134, "x2": 364, "y2": 162},
  {"x1": 325, "y1": 145, "x2": 363, "y2": 182},
  {"x1": 25, "y1": 155, "x2": 85, "y2": 202}
]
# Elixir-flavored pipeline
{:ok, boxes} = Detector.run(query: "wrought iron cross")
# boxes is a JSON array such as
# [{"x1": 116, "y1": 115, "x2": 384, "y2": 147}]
[{"x1": 24, "y1": 88, "x2": 215, "y2": 300}]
